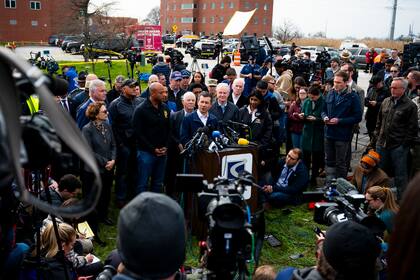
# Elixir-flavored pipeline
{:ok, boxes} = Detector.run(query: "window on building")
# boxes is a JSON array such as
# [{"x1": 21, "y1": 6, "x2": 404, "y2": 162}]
[
  {"x1": 255, "y1": 3, "x2": 259, "y2": 9},
  {"x1": 9, "y1": 19, "x2": 17, "y2": 25},
  {"x1": 5, "y1": 0, "x2": 16, "y2": 8},
  {"x1": 31, "y1": 20, "x2": 38, "y2": 26},
  {"x1": 210, "y1": 16, "x2": 215, "y2": 24},
  {"x1": 254, "y1": 18, "x2": 258, "y2": 24},
  {"x1": 181, "y1": 3, "x2": 194, "y2": 9},
  {"x1": 211, "y1": 3, "x2": 215, "y2": 9},
  {"x1": 219, "y1": 16, "x2": 224, "y2": 23},
  {"x1": 244, "y1": 2, "x2": 250, "y2": 9},
  {"x1": 30, "y1": 1, "x2": 41, "y2": 10},
  {"x1": 181, "y1": 17, "x2": 194, "y2": 23},
  {"x1": 264, "y1": 3, "x2": 269, "y2": 10},
  {"x1": 229, "y1": 2, "x2": 234, "y2": 8},
  {"x1": 202, "y1": 3, "x2": 206, "y2": 9},
  {"x1": 220, "y1": 2, "x2": 224, "y2": 9},
  {"x1": 173, "y1": 4, "x2": 176, "y2": 10},
  {"x1": 202, "y1": 17, "x2": 206, "y2": 23},
  {"x1": 173, "y1": 17, "x2": 176, "y2": 23},
  {"x1": 263, "y1": 18, "x2": 267, "y2": 25},
  {"x1": 166, "y1": 18, "x2": 169, "y2": 23}
]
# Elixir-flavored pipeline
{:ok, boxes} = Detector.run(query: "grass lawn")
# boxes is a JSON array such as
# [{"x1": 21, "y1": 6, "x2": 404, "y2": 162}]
[
  {"x1": 94, "y1": 200, "x2": 325, "y2": 273},
  {"x1": 56, "y1": 60, "x2": 152, "y2": 90}
]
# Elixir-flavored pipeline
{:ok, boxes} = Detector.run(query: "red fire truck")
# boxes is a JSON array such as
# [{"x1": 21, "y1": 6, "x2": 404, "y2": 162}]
[{"x1": 126, "y1": 25, "x2": 162, "y2": 57}]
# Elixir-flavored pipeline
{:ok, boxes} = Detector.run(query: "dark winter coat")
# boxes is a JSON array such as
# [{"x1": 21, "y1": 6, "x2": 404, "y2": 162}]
[{"x1": 301, "y1": 97, "x2": 324, "y2": 152}]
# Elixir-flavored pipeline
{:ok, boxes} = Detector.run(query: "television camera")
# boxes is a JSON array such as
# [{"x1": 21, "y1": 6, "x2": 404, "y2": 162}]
[
  {"x1": 313, "y1": 179, "x2": 376, "y2": 226},
  {"x1": 183, "y1": 173, "x2": 263, "y2": 280}
]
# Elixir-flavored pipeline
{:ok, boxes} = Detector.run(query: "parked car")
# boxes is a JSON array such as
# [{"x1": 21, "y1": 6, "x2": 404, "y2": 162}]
[
  {"x1": 66, "y1": 40, "x2": 84, "y2": 53},
  {"x1": 175, "y1": 35, "x2": 200, "y2": 48},
  {"x1": 188, "y1": 41, "x2": 216, "y2": 59},
  {"x1": 54, "y1": 34, "x2": 68, "y2": 46},
  {"x1": 48, "y1": 35, "x2": 58, "y2": 45},
  {"x1": 339, "y1": 40, "x2": 368, "y2": 50},
  {"x1": 300, "y1": 46, "x2": 326, "y2": 61},
  {"x1": 61, "y1": 36, "x2": 83, "y2": 51}
]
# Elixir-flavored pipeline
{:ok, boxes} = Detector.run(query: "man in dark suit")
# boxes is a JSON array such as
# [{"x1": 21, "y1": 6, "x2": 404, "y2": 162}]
[
  {"x1": 165, "y1": 92, "x2": 197, "y2": 195},
  {"x1": 209, "y1": 83, "x2": 239, "y2": 125},
  {"x1": 228, "y1": 78, "x2": 248, "y2": 109},
  {"x1": 181, "y1": 92, "x2": 218, "y2": 145},
  {"x1": 76, "y1": 79, "x2": 107, "y2": 129}
]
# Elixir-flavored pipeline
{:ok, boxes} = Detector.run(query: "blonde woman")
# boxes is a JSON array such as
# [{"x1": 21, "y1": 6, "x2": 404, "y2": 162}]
[{"x1": 365, "y1": 186, "x2": 399, "y2": 234}]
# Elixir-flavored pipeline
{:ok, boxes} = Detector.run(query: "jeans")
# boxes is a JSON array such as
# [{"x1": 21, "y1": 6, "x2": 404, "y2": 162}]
[
  {"x1": 115, "y1": 144, "x2": 137, "y2": 202},
  {"x1": 324, "y1": 138, "x2": 350, "y2": 181},
  {"x1": 291, "y1": 133, "x2": 302, "y2": 149},
  {"x1": 137, "y1": 150, "x2": 167, "y2": 194},
  {"x1": 2, "y1": 243, "x2": 29, "y2": 278},
  {"x1": 268, "y1": 192, "x2": 296, "y2": 207},
  {"x1": 376, "y1": 145, "x2": 409, "y2": 199}
]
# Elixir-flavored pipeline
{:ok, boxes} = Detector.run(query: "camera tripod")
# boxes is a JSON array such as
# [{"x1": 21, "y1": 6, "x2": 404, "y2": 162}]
[{"x1": 189, "y1": 56, "x2": 201, "y2": 73}]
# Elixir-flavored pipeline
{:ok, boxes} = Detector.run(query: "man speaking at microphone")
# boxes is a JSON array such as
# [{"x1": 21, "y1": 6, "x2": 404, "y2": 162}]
[
  {"x1": 261, "y1": 148, "x2": 309, "y2": 209},
  {"x1": 180, "y1": 92, "x2": 218, "y2": 146}
]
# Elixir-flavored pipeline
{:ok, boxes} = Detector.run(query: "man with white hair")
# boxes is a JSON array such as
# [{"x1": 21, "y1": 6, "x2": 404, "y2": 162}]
[
  {"x1": 76, "y1": 79, "x2": 107, "y2": 129},
  {"x1": 140, "y1": 74, "x2": 159, "y2": 99},
  {"x1": 228, "y1": 78, "x2": 248, "y2": 109},
  {"x1": 209, "y1": 82, "x2": 239, "y2": 122}
]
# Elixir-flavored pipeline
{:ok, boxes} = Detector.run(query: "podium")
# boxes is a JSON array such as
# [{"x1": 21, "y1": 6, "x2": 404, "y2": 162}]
[{"x1": 185, "y1": 146, "x2": 259, "y2": 238}]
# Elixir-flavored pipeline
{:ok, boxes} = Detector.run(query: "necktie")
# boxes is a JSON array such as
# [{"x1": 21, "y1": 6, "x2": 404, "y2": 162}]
[
  {"x1": 61, "y1": 100, "x2": 69, "y2": 112},
  {"x1": 221, "y1": 105, "x2": 225, "y2": 114}
]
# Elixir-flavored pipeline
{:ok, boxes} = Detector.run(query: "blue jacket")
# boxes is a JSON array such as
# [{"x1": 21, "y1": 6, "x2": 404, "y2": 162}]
[
  {"x1": 240, "y1": 63, "x2": 261, "y2": 97},
  {"x1": 180, "y1": 111, "x2": 218, "y2": 145},
  {"x1": 76, "y1": 99, "x2": 93, "y2": 129},
  {"x1": 321, "y1": 87, "x2": 362, "y2": 142},
  {"x1": 151, "y1": 62, "x2": 171, "y2": 86}
]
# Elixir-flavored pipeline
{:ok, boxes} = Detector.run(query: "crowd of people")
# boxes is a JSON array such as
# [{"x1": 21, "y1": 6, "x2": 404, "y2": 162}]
[{"x1": 2, "y1": 43, "x2": 420, "y2": 280}]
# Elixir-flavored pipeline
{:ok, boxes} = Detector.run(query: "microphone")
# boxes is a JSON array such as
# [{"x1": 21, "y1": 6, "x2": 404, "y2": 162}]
[
  {"x1": 237, "y1": 138, "x2": 249, "y2": 145},
  {"x1": 211, "y1": 130, "x2": 224, "y2": 149},
  {"x1": 227, "y1": 120, "x2": 249, "y2": 128}
]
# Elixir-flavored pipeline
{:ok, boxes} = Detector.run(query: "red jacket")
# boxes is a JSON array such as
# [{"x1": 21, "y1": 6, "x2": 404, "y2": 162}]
[
  {"x1": 288, "y1": 101, "x2": 305, "y2": 133},
  {"x1": 366, "y1": 50, "x2": 378, "y2": 63}
]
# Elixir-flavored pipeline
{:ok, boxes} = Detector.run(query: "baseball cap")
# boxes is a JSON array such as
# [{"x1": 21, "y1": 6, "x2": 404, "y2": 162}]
[
  {"x1": 170, "y1": 71, "x2": 182, "y2": 81},
  {"x1": 121, "y1": 79, "x2": 139, "y2": 87},
  {"x1": 207, "y1": 78, "x2": 217, "y2": 87},
  {"x1": 181, "y1": 69, "x2": 191, "y2": 78},
  {"x1": 117, "y1": 192, "x2": 186, "y2": 279}
]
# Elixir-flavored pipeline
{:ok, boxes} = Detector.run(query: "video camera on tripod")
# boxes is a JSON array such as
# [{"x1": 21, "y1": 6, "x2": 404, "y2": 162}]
[{"x1": 194, "y1": 174, "x2": 260, "y2": 279}]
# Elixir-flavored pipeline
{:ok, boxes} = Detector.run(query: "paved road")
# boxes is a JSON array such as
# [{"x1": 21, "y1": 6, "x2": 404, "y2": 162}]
[{"x1": 15, "y1": 46, "x2": 85, "y2": 61}]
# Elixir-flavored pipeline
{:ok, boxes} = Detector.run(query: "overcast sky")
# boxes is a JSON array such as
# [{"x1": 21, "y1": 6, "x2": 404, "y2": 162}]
[{"x1": 95, "y1": 0, "x2": 420, "y2": 39}]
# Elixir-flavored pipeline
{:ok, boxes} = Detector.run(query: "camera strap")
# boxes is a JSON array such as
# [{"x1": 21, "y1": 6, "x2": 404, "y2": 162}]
[{"x1": 0, "y1": 47, "x2": 101, "y2": 218}]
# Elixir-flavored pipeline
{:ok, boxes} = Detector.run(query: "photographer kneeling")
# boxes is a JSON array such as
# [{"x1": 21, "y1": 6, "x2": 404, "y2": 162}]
[{"x1": 365, "y1": 186, "x2": 399, "y2": 235}]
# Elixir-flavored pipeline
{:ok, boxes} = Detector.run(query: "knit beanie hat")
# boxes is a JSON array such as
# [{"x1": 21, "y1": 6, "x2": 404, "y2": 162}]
[
  {"x1": 322, "y1": 221, "x2": 381, "y2": 277},
  {"x1": 361, "y1": 150, "x2": 381, "y2": 168},
  {"x1": 117, "y1": 192, "x2": 186, "y2": 278}
]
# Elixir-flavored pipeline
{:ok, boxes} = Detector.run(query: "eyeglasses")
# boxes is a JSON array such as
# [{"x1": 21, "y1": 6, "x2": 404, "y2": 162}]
[
  {"x1": 390, "y1": 70, "x2": 399, "y2": 73},
  {"x1": 286, "y1": 154, "x2": 297, "y2": 160}
]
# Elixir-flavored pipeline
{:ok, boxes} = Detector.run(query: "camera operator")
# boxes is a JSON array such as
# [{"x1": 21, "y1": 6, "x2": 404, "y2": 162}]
[
  {"x1": 277, "y1": 221, "x2": 381, "y2": 280},
  {"x1": 210, "y1": 56, "x2": 232, "y2": 83},
  {"x1": 151, "y1": 55, "x2": 171, "y2": 87},
  {"x1": 113, "y1": 192, "x2": 186, "y2": 280},
  {"x1": 365, "y1": 186, "x2": 399, "y2": 235},
  {"x1": 261, "y1": 148, "x2": 309, "y2": 209}
]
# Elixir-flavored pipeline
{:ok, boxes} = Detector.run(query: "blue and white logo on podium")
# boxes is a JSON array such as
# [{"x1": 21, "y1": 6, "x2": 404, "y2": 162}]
[{"x1": 221, "y1": 153, "x2": 253, "y2": 199}]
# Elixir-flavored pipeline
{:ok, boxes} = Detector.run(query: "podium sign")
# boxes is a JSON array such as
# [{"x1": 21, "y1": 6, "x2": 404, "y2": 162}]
[{"x1": 221, "y1": 153, "x2": 253, "y2": 199}]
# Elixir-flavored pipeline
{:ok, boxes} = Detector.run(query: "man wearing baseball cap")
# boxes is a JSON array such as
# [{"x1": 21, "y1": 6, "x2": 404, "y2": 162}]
[{"x1": 168, "y1": 71, "x2": 186, "y2": 111}]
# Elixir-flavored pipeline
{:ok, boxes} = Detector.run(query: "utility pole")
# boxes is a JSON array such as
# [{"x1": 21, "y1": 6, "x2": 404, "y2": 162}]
[{"x1": 390, "y1": 0, "x2": 398, "y2": 40}]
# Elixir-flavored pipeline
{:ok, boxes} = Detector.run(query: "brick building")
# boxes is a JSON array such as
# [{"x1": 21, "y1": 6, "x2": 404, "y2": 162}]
[
  {"x1": 0, "y1": 0, "x2": 77, "y2": 42},
  {"x1": 160, "y1": 0, "x2": 273, "y2": 37},
  {"x1": 0, "y1": 1, "x2": 138, "y2": 42}
]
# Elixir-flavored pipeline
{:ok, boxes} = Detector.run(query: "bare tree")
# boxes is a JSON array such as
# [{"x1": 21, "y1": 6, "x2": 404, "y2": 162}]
[
  {"x1": 273, "y1": 20, "x2": 302, "y2": 44},
  {"x1": 69, "y1": 0, "x2": 115, "y2": 63},
  {"x1": 142, "y1": 6, "x2": 160, "y2": 25}
]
